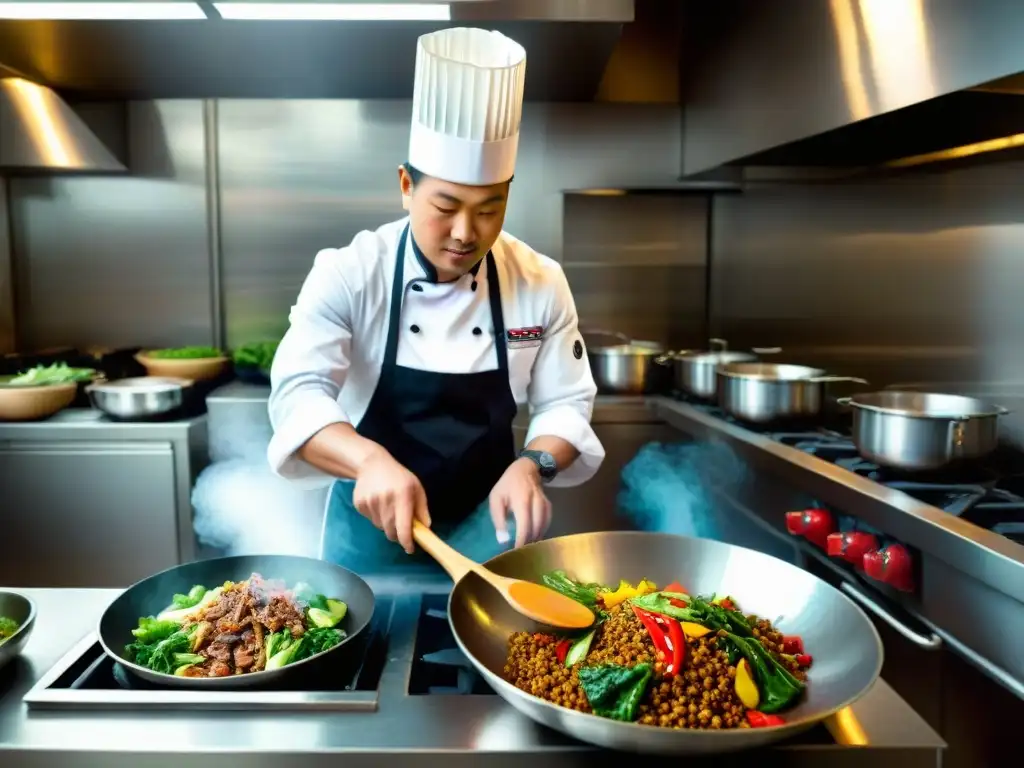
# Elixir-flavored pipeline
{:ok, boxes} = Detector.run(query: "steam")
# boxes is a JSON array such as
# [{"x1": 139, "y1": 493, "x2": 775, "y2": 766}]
[
  {"x1": 191, "y1": 458, "x2": 326, "y2": 558},
  {"x1": 617, "y1": 440, "x2": 749, "y2": 539}
]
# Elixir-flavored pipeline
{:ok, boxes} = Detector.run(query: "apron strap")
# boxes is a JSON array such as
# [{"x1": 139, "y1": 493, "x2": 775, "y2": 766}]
[
  {"x1": 485, "y1": 251, "x2": 508, "y2": 372},
  {"x1": 382, "y1": 224, "x2": 410, "y2": 367}
]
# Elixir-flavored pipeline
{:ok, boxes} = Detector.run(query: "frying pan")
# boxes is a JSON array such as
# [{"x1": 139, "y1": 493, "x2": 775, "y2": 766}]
[
  {"x1": 98, "y1": 554, "x2": 375, "y2": 689},
  {"x1": 449, "y1": 531, "x2": 883, "y2": 754}
]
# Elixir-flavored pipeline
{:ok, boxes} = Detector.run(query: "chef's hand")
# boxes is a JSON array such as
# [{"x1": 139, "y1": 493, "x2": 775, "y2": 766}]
[
  {"x1": 353, "y1": 448, "x2": 430, "y2": 554},
  {"x1": 489, "y1": 458, "x2": 552, "y2": 549}
]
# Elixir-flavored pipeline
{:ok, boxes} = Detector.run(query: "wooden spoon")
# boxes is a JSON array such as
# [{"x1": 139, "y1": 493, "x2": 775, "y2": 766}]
[{"x1": 412, "y1": 520, "x2": 594, "y2": 630}]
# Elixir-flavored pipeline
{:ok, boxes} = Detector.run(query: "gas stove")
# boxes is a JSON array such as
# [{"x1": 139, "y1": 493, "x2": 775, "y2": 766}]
[
  {"x1": 23, "y1": 592, "x2": 492, "y2": 711},
  {"x1": 669, "y1": 392, "x2": 1024, "y2": 548}
]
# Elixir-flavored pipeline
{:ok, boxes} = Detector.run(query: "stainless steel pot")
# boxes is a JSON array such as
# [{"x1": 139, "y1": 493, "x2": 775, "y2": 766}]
[
  {"x1": 838, "y1": 391, "x2": 1010, "y2": 471},
  {"x1": 584, "y1": 330, "x2": 666, "y2": 395},
  {"x1": 716, "y1": 362, "x2": 868, "y2": 423},
  {"x1": 657, "y1": 338, "x2": 782, "y2": 399},
  {"x1": 86, "y1": 376, "x2": 191, "y2": 419}
]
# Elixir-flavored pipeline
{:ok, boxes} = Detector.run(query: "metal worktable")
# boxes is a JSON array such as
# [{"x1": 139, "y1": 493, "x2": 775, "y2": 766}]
[{"x1": 0, "y1": 583, "x2": 944, "y2": 768}]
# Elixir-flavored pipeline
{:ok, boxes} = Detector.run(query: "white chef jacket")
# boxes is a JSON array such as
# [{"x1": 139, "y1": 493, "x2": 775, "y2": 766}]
[{"x1": 267, "y1": 216, "x2": 605, "y2": 491}]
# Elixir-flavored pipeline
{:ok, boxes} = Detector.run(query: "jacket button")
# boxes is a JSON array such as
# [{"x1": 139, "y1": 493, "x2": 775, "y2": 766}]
[
  {"x1": 472, "y1": 327, "x2": 482, "y2": 336},
  {"x1": 471, "y1": 281, "x2": 478, "y2": 291},
  {"x1": 410, "y1": 324, "x2": 420, "y2": 333},
  {"x1": 412, "y1": 284, "x2": 423, "y2": 292}
]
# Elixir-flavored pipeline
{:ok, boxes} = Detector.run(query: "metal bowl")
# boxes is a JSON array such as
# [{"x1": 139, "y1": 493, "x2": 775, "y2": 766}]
[
  {"x1": 0, "y1": 590, "x2": 37, "y2": 673},
  {"x1": 449, "y1": 531, "x2": 883, "y2": 754},
  {"x1": 86, "y1": 377, "x2": 190, "y2": 419}
]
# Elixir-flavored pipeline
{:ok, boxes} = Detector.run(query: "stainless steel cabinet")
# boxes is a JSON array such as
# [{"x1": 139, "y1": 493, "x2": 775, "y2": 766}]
[{"x1": 0, "y1": 442, "x2": 180, "y2": 588}]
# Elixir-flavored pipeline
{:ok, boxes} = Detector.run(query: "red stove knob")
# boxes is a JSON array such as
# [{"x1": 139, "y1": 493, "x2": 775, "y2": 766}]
[
  {"x1": 826, "y1": 531, "x2": 879, "y2": 566},
  {"x1": 784, "y1": 508, "x2": 836, "y2": 549},
  {"x1": 863, "y1": 544, "x2": 914, "y2": 592}
]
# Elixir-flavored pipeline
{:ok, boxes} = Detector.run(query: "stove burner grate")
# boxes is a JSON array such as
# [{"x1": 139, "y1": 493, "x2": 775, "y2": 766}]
[{"x1": 408, "y1": 596, "x2": 494, "y2": 696}]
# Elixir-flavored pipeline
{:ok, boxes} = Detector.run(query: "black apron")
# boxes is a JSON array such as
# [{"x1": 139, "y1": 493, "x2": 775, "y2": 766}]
[{"x1": 321, "y1": 224, "x2": 518, "y2": 569}]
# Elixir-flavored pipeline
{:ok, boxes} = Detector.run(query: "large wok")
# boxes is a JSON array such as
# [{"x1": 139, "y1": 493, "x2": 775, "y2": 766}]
[
  {"x1": 449, "y1": 532, "x2": 883, "y2": 754},
  {"x1": 98, "y1": 554, "x2": 375, "y2": 689}
]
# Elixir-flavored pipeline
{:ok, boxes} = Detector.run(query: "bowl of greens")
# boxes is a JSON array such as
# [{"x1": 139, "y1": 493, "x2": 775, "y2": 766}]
[
  {"x1": 0, "y1": 363, "x2": 97, "y2": 421},
  {"x1": 136, "y1": 346, "x2": 229, "y2": 382},
  {"x1": 232, "y1": 340, "x2": 279, "y2": 384},
  {"x1": 0, "y1": 590, "x2": 36, "y2": 673}
]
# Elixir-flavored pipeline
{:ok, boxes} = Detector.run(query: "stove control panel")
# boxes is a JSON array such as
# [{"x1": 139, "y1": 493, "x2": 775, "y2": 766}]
[{"x1": 785, "y1": 507, "x2": 916, "y2": 592}]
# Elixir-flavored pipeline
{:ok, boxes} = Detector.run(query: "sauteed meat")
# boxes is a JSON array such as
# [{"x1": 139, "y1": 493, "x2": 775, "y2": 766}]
[
  {"x1": 504, "y1": 572, "x2": 811, "y2": 729},
  {"x1": 124, "y1": 573, "x2": 349, "y2": 678}
]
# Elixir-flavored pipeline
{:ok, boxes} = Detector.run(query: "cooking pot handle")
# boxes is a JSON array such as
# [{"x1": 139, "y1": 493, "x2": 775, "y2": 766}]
[
  {"x1": 654, "y1": 353, "x2": 676, "y2": 366},
  {"x1": 709, "y1": 338, "x2": 728, "y2": 351},
  {"x1": 808, "y1": 376, "x2": 869, "y2": 384},
  {"x1": 836, "y1": 397, "x2": 852, "y2": 406},
  {"x1": 752, "y1": 347, "x2": 782, "y2": 355}
]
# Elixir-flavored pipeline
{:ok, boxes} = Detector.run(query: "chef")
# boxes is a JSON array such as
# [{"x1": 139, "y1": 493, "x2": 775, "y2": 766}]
[{"x1": 267, "y1": 27, "x2": 605, "y2": 574}]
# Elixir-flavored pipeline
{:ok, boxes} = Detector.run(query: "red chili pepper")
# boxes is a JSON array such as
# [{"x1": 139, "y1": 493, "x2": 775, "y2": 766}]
[
  {"x1": 719, "y1": 598, "x2": 735, "y2": 611},
  {"x1": 782, "y1": 635, "x2": 804, "y2": 654},
  {"x1": 555, "y1": 639, "x2": 571, "y2": 665},
  {"x1": 747, "y1": 711, "x2": 786, "y2": 728},
  {"x1": 795, "y1": 653, "x2": 813, "y2": 667},
  {"x1": 631, "y1": 605, "x2": 685, "y2": 676}
]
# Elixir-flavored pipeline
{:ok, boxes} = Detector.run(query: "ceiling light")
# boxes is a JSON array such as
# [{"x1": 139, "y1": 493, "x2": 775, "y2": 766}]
[
  {"x1": 0, "y1": 2, "x2": 206, "y2": 19},
  {"x1": 214, "y1": 2, "x2": 450, "y2": 20}
]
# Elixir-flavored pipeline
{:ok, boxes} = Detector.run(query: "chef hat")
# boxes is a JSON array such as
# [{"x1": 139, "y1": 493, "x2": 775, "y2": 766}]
[{"x1": 408, "y1": 27, "x2": 527, "y2": 186}]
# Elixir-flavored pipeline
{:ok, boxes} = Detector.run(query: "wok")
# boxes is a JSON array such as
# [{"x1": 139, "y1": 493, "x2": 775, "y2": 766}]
[
  {"x1": 449, "y1": 532, "x2": 883, "y2": 754},
  {"x1": 98, "y1": 554, "x2": 375, "y2": 689}
]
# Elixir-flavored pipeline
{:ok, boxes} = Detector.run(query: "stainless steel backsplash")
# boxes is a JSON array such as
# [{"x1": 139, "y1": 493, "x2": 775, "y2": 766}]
[
  {"x1": 4, "y1": 99, "x2": 690, "y2": 353},
  {"x1": 710, "y1": 161, "x2": 1024, "y2": 444}
]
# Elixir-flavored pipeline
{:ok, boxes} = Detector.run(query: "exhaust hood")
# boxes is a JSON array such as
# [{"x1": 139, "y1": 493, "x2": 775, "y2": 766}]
[
  {"x1": 0, "y1": 71, "x2": 126, "y2": 173},
  {"x1": 0, "y1": 0, "x2": 635, "y2": 100},
  {"x1": 680, "y1": 0, "x2": 1024, "y2": 176}
]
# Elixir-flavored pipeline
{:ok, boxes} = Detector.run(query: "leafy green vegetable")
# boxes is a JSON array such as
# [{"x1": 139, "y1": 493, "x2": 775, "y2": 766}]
[
  {"x1": 541, "y1": 570, "x2": 606, "y2": 609},
  {"x1": 629, "y1": 591, "x2": 696, "y2": 622},
  {"x1": 308, "y1": 599, "x2": 347, "y2": 629},
  {"x1": 265, "y1": 626, "x2": 346, "y2": 670},
  {"x1": 130, "y1": 617, "x2": 181, "y2": 644},
  {"x1": 156, "y1": 586, "x2": 224, "y2": 623},
  {"x1": 146, "y1": 346, "x2": 224, "y2": 360},
  {"x1": 125, "y1": 624, "x2": 201, "y2": 675},
  {"x1": 577, "y1": 663, "x2": 653, "y2": 722},
  {"x1": 170, "y1": 585, "x2": 207, "y2": 610},
  {"x1": 723, "y1": 633, "x2": 805, "y2": 713},
  {"x1": 0, "y1": 616, "x2": 19, "y2": 642},
  {"x1": 232, "y1": 341, "x2": 279, "y2": 371},
  {"x1": 3, "y1": 363, "x2": 95, "y2": 387},
  {"x1": 565, "y1": 630, "x2": 595, "y2": 667}
]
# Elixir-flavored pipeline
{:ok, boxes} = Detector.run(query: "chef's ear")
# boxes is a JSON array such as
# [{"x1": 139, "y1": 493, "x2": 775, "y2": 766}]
[{"x1": 398, "y1": 164, "x2": 414, "y2": 211}]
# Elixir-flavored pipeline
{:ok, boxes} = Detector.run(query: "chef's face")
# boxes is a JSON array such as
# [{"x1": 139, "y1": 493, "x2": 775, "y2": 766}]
[{"x1": 399, "y1": 165, "x2": 510, "y2": 282}]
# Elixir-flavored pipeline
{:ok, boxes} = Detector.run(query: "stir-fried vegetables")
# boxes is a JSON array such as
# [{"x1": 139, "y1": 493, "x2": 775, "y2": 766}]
[
  {"x1": 524, "y1": 569, "x2": 811, "y2": 728},
  {"x1": 124, "y1": 575, "x2": 349, "y2": 678}
]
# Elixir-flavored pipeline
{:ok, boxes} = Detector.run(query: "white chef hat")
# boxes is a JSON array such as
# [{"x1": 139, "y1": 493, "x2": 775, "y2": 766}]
[{"x1": 408, "y1": 27, "x2": 527, "y2": 187}]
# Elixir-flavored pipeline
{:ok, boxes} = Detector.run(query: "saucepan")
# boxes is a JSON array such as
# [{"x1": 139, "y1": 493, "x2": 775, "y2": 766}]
[
  {"x1": 716, "y1": 362, "x2": 868, "y2": 423},
  {"x1": 448, "y1": 532, "x2": 882, "y2": 754},
  {"x1": 656, "y1": 338, "x2": 783, "y2": 399},
  {"x1": 97, "y1": 554, "x2": 375, "y2": 688},
  {"x1": 582, "y1": 329, "x2": 667, "y2": 395},
  {"x1": 838, "y1": 391, "x2": 1011, "y2": 471}
]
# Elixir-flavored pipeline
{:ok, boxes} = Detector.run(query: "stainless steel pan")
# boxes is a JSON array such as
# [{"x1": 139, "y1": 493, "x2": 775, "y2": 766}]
[
  {"x1": 838, "y1": 391, "x2": 1010, "y2": 471},
  {"x1": 657, "y1": 338, "x2": 783, "y2": 399},
  {"x1": 449, "y1": 531, "x2": 883, "y2": 754},
  {"x1": 716, "y1": 362, "x2": 868, "y2": 423},
  {"x1": 583, "y1": 329, "x2": 667, "y2": 395},
  {"x1": 97, "y1": 554, "x2": 375, "y2": 689}
]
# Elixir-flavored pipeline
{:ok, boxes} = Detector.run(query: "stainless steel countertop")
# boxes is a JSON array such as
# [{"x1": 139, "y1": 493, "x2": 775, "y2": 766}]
[
  {"x1": 0, "y1": 583, "x2": 944, "y2": 768},
  {"x1": 0, "y1": 408, "x2": 206, "y2": 441},
  {"x1": 649, "y1": 396, "x2": 1024, "y2": 604}
]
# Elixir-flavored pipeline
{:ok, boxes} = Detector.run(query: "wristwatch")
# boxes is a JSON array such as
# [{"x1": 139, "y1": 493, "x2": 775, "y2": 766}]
[{"x1": 518, "y1": 449, "x2": 558, "y2": 483}]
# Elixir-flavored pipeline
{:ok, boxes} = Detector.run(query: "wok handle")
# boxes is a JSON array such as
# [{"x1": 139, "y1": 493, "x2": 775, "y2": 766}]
[
  {"x1": 412, "y1": 519, "x2": 477, "y2": 583},
  {"x1": 841, "y1": 583, "x2": 942, "y2": 650}
]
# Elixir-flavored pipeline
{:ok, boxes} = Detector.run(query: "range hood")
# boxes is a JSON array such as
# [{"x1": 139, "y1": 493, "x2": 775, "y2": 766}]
[
  {"x1": 0, "y1": 0, "x2": 635, "y2": 100},
  {"x1": 680, "y1": 0, "x2": 1024, "y2": 176},
  {"x1": 0, "y1": 70, "x2": 125, "y2": 173}
]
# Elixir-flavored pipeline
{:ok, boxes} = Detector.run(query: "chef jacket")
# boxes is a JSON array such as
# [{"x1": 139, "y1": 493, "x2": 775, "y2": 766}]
[{"x1": 267, "y1": 216, "x2": 605, "y2": 490}]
